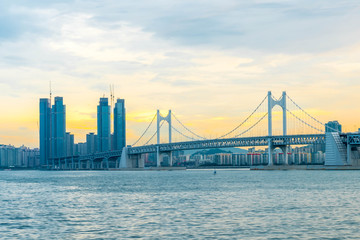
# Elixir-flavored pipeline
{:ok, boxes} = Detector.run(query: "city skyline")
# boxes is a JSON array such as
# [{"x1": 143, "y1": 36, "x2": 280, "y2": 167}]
[{"x1": 1, "y1": 1, "x2": 360, "y2": 148}]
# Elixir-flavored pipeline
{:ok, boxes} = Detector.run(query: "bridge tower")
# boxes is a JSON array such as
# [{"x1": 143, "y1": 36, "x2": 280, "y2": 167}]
[
  {"x1": 156, "y1": 110, "x2": 172, "y2": 167},
  {"x1": 268, "y1": 91, "x2": 287, "y2": 165}
]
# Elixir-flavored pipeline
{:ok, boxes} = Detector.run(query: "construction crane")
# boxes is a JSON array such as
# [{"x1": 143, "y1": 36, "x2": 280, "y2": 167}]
[{"x1": 110, "y1": 84, "x2": 115, "y2": 132}]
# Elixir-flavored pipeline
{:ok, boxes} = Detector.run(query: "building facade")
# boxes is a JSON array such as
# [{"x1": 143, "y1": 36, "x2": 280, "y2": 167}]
[
  {"x1": 325, "y1": 121, "x2": 342, "y2": 133},
  {"x1": 86, "y1": 133, "x2": 98, "y2": 154},
  {"x1": 51, "y1": 97, "x2": 66, "y2": 158},
  {"x1": 113, "y1": 99, "x2": 126, "y2": 151},
  {"x1": 39, "y1": 98, "x2": 51, "y2": 166},
  {"x1": 0, "y1": 145, "x2": 39, "y2": 168},
  {"x1": 97, "y1": 98, "x2": 111, "y2": 152}
]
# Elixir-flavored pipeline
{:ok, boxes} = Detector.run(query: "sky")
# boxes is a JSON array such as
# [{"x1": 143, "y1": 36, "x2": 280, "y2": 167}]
[{"x1": 0, "y1": 0, "x2": 360, "y2": 148}]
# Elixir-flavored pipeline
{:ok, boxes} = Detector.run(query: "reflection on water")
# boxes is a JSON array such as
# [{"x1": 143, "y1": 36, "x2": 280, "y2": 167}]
[{"x1": 1, "y1": 170, "x2": 360, "y2": 239}]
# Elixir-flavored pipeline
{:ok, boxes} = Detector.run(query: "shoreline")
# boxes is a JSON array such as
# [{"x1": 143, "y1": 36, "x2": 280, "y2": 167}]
[
  {"x1": 2, "y1": 165, "x2": 360, "y2": 171},
  {"x1": 250, "y1": 165, "x2": 360, "y2": 170}
]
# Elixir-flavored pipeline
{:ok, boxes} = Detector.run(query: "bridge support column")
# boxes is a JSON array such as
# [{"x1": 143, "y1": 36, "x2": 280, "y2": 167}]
[
  {"x1": 268, "y1": 91, "x2": 287, "y2": 137},
  {"x1": 268, "y1": 138, "x2": 273, "y2": 166},
  {"x1": 91, "y1": 159, "x2": 94, "y2": 170},
  {"x1": 138, "y1": 154, "x2": 145, "y2": 168},
  {"x1": 78, "y1": 159, "x2": 81, "y2": 170},
  {"x1": 347, "y1": 143, "x2": 352, "y2": 165},
  {"x1": 115, "y1": 157, "x2": 119, "y2": 168},
  {"x1": 157, "y1": 110, "x2": 172, "y2": 145},
  {"x1": 105, "y1": 158, "x2": 109, "y2": 169},
  {"x1": 71, "y1": 157, "x2": 74, "y2": 170},
  {"x1": 65, "y1": 158, "x2": 68, "y2": 170},
  {"x1": 156, "y1": 146, "x2": 160, "y2": 167},
  {"x1": 282, "y1": 91, "x2": 287, "y2": 136},
  {"x1": 119, "y1": 147, "x2": 129, "y2": 168},
  {"x1": 280, "y1": 145, "x2": 289, "y2": 165},
  {"x1": 169, "y1": 151, "x2": 173, "y2": 167}
]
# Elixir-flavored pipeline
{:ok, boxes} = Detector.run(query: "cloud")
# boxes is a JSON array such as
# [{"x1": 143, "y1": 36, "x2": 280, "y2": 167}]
[{"x1": 1, "y1": 1, "x2": 360, "y2": 147}]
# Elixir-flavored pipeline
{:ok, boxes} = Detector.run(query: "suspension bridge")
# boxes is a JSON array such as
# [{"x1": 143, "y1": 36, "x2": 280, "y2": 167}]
[{"x1": 49, "y1": 91, "x2": 360, "y2": 169}]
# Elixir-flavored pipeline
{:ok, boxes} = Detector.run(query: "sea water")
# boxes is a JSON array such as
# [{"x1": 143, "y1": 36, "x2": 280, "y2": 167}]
[{"x1": 1, "y1": 170, "x2": 360, "y2": 239}]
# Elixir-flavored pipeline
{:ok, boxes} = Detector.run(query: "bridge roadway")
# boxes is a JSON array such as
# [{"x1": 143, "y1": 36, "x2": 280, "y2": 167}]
[
  {"x1": 54, "y1": 134, "x2": 327, "y2": 162},
  {"x1": 50, "y1": 132, "x2": 360, "y2": 169},
  {"x1": 127, "y1": 134, "x2": 326, "y2": 155}
]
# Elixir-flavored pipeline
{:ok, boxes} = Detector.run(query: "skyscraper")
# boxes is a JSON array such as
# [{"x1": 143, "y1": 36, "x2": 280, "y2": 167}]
[
  {"x1": 39, "y1": 98, "x2": 51, "y2": 166},
  {"x1": 51, "y1": 97, "x2": 66, "y2": 158},
  {"x1": 114, "y1": 98, "x2": 126, "y2": 151},
  {"x1": 97, "y1": 98, "x2": 111, "y2": 152}
]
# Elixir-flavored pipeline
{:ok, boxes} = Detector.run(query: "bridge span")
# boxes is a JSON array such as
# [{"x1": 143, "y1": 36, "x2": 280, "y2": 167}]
[
  {"x1": 48, "y1": 134, "x2": 326, "y2": 170},
  {"x1": 47, "y1": 91, "x2": 360, "y2": 170}
]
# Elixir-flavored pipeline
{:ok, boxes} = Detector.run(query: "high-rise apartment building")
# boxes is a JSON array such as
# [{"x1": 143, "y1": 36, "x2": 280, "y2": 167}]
[
  {"x1": 86, "y1": 133, "x2": 98, "y2": 154},
  {"x1": 51, "y1": 97, "x2": 66, "y2": 158},
  {"x1": 114, "y1": 98, "x2": 126, "y2": 151},
  {"x1": 66, "y1": 132, "x2": 74, "y2": 157},
  {"x1": 97, "y1": 98, "x2": 111, "y2": 152},
  {"x1": 0, "y1": 144, "x2": 39, "y2": 168},
  {"x1": 325, "y1": 121, "x2": 342, "y2": 133},
  {"x1": 39, "y1": 98, "x2": 51, "y2": 166}
]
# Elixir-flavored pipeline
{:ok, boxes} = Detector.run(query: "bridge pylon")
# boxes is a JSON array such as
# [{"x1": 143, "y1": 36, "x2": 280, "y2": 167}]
[
  {"x1": 268, "y1": 91, "x2": 287, "y2": 165},
  {"x1": 156, "y1": 110, "x2": 172, "y2": 167}
]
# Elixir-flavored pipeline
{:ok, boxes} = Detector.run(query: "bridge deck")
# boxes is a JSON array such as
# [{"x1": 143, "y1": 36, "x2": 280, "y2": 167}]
[
  {"x1": 50, "y1": 134, "x2": 326, "y2": 161},
  {"x1": 128, "y1": 134, "x2": 325, "y2": 154}
]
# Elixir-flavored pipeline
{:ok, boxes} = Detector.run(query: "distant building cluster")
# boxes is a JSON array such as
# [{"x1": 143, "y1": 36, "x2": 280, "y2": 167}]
[
  {"x1": 0, "y1": 145, "x2": 39, "y2": 168},
  {"x1": 39, "y1": 96, "x2": 126, "y2": 167},
  {"x1": 153, "y1": 144, "x2": 325, "y2": 167}
]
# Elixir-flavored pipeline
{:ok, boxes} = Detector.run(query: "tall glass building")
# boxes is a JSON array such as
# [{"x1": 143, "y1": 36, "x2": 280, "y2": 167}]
[
  {"x1": 39, "y1": 98, "x2": 51, "y2": 166},
  {"x1": 114, "y1": 99, "x2": 126, "y2": 150},
  {"x1": 51, "y1": 97, "x2": 66, "y2": 158},
  {"x1": 97, "y1": 98, "x2": 111, "y2": 152}
]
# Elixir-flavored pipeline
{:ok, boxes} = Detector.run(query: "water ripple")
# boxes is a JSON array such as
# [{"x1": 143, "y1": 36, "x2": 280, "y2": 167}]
[{"x1": 0, "y1": 170, "x2": 360, "y2": 239}]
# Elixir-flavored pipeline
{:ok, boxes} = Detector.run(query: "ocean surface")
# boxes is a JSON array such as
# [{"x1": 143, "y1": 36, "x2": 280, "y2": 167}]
[{"x1": 1, "y1": 170, "x2": 360, "y2": 239}]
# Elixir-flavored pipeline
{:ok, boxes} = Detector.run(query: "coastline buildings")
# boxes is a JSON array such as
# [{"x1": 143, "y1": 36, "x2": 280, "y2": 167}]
[
  {"x1": 0, "y1": 145, "x2": 39, "y2": 168},
  {"x1": 39, "y1": 96, "x2": 69, "y2": 167},
  {"x1": 38, "y1": 96, "x2": 127, "y2": 167},
  {"x1": 170, "y1": 144, "x2": 326, "y2": 167}
]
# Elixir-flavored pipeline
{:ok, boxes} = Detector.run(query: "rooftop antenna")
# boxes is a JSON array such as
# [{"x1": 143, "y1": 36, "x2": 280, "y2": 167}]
[
  {"x1": 110, "y1": 84, "x2": 115, "y2": 132},
  {"x1": 110, "y1": 84, "x2": 113, "y2": 106},
  {"x1": 49, "y1": 80, "x2": 52, "y2": 104}
]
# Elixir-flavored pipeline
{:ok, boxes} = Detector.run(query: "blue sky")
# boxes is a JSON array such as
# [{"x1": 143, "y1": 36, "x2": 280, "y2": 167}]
[{"x1": 0, "y1": 0, "x2": 360, "y2": 147}]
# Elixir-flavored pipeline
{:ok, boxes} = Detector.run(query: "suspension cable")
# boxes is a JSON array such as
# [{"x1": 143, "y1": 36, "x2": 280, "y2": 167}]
[
  {"x1": 132, "y1": 113, "x2": 157, "y2": 146},
  {"x1": 287, "y1": 95, "x2": 324, "y2": 125},
  {"x1": 286, "y1": 109, "x2": 324, "y2": 133},
  {"x1": 171, "y1": 126, "x2": 199, "y2": 141},
  {"x1": 144, "y1": 121, "x2": 165, "y2": 145},
  {"x1": 234, "y1": 112, "x2": 268, "y2": 137},
  {"x1": 287, "y1": 95, "x2": 339, "y2": 132},
  {"x1": 216, "y1": 95, "x2": 267, "y2": 139},
  {"x1": 171, "y1": 113, "x2": 207, "y2": 140}
]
